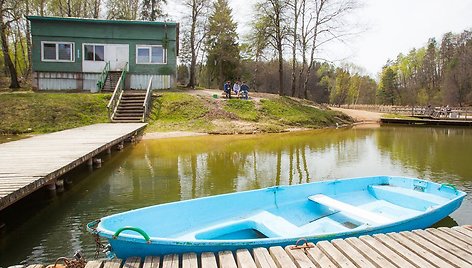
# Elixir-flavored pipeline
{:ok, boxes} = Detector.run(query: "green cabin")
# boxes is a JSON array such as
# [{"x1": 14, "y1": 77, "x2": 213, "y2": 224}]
[{"x1": 28, "y1": 16, "x2": 179, "y2": 91}]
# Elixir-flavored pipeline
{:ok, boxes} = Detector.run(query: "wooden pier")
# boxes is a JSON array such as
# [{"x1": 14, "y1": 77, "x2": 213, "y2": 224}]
[
  {"x1": 381, "y1": 117, "x2": 472, "y2": 126},
  {"x1": 13, "y1": 225, "x2": 472, "y2": 268},
  {"x1": 0, "y1": 123, "x2": 146, "y2": 211}
]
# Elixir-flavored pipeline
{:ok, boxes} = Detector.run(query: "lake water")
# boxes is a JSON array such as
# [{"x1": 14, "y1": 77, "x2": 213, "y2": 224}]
[{"x1": 0, "y1": 125, "x2": 471, "y2": 266}]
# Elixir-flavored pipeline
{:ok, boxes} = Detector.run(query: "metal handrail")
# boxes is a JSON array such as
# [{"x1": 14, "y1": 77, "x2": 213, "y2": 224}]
[
  {"x1": 97, "y1": 61, "x2": 110, "y2": 92},
  {"x1": 142, "y1": 77, "x2": 153, "y2": 122},
  {"x1": 107, "y1": 62, "x2": 128, "y2": 121}
]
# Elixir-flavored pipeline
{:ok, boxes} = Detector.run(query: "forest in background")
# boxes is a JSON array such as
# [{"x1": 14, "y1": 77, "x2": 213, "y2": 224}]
[{"x1": 0, "y1": 0, "x2": 470, "y2": 106}]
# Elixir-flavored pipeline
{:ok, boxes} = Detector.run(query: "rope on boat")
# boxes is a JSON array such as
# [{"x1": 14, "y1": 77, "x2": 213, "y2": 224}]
[
  {"x1": 113, "y1": 226, "x2": 151, "y2": 244},
  {"x1": 53, "y1": 251, "x2": 86, "y2": 268},
  {"x1": 87, "y1": 219, "x2": 113, "y2": 258}
]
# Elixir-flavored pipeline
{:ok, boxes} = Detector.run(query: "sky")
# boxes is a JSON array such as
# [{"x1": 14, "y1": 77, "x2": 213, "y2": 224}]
[{"x1": 167, "y1": 0, "x2": 472, "y2": 77}]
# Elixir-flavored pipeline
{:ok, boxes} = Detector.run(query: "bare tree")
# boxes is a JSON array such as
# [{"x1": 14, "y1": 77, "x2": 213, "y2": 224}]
[
  {"x1": 182, "y1": 0, "x2": 210, "y2": 88},
  {"x1": 0, "y1": 0, "x2": 21, "y2": 88},
  {"x1": 256, "y1": 0, "x2": 287, "y2": 96},
  {"x1": 301, "y1": 0, "x2": 358, "y2": 99}
]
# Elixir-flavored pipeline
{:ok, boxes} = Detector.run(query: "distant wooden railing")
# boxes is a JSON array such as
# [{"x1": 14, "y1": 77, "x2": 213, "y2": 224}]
[
  {"x1": 107, "y1": 62, "x2": 128, "y2": 121},
  {"x1": 142, "y1": 77, "x2": 153, "y2": 122},
  {"x1": 335, "y1": 104, "x2": 472, "y2": 120}
]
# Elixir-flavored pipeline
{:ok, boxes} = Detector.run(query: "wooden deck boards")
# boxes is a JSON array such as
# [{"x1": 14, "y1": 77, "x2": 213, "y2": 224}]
[
  {"x1": 17, "y1": 225, "x2": 469, "y2": 268},
  {"x1": 0, "y1": 123, "x2": 146, "y2": 211}
]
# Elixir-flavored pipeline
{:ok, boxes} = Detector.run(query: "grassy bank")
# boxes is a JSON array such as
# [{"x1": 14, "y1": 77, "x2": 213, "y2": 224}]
[
  {"x1": 0, "y1": 92, "x2": 109, "y2": 134},
  {"x1": 0, "y1": 90, "x2": 352, "y2": 136},
  {"x1": 147, "y1": 92, "x2": 352, "y2": 134}
]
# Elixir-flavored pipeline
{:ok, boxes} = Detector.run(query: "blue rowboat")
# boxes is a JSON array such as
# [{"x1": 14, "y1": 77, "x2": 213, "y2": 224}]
[{"x1": 87, "y1": 176, "x2": 466, "y2": 258}]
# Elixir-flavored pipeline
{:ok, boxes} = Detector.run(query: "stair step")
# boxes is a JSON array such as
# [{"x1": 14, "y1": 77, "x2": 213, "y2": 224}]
[{"x1": 115, "y1": 112, "x2": 144, "y2": 116}]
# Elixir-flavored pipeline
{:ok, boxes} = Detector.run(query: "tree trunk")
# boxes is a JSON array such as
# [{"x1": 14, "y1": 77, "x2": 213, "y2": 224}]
[
  {"x1": 290, "y1": 0, "x2": 298, "y2": 97},
  {"x1": 1, "y1": 22, "x2": 20, "y2": 88},
  {"x1": 187, "y1": 4, "x2": 197, "y2": 88},
  {"x1": 25, "y1": 0, "x2": 32, "y2": 77}
]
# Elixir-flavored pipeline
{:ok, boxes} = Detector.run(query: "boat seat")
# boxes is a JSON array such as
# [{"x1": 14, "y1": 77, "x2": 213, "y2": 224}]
[{"x1": 308, "y1": 194, "x2": 392, "y2": 225}]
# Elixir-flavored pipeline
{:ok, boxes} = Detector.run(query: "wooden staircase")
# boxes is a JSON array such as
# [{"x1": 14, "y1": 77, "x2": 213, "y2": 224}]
[
  {"x1": 103, "y1": 71, "x2": 123, "y2": 91},
  {"x1": 112, "y1": 91, "x2": 147, "y2": 122}
]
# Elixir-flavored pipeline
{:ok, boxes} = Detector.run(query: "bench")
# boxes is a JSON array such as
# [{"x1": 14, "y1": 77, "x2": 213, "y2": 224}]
[{"x1": 308, "y1": 194, "x2": 392, "y2": 225}]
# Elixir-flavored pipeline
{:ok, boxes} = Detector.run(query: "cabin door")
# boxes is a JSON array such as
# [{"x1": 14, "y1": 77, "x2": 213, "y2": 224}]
[{"x1": 108, "y1": 44, "x2": 129, "y2": 71}]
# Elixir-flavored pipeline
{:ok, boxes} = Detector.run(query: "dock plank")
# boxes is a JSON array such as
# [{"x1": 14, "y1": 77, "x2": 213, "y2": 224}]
[
  {"x1": 0, "y1": 123, "x2": 146, "y2": 211},
  {"x1": 269, "y1": 246, "x2": 297, "y2": 268},
  {"x1": 84, "y1": 260, "x2": 103, "y2": 268},
  {"x1": 331, "y1": 239, "x2": 376, "y2": 268},
  {"x1": 252, "y1": 247, "x2": 277, "y2": 268},
  {"x1": 162, "y1": 254, "x2": 179, "y2": 268},
  {"x1": 182, "y1": 253, "x2": 198, "y2": 268},
  {"x1": 236, "y1": 249, "x2": 257, "y2": 268},
  {"x1": 218, "y1": 251, "x2": 237, "y2": 268},
  {"x1": 200, "y1": 252, "x2": 218, "y2": 268},
  {"x1": 103, "y1": 258, "x2": 122, "y2": 268},
  {"x1": 427, "y1": 228, "x2": 472, "y2": 251},
  {"x1": 284, "y1": 245, "x2": 315, "y2": 268},
  {"x1": 452, "y1": 226, "x2": 472, "y2": 239},
  {"x1": 400, "y1": 231, "x2": 472, "y2": 267},
  {"x1": 26, "y1": 265, "x2": 45, "y2": 268},
  {"x1": 373, "y1": 233, "x2": 435, "y2": 267},
  {"x1": 142, "y1": 256, "x2": 160, "y2": 268},
  {"x1": 345, "y1": 237, "x2": 396, "y2": 268},
  {"x1": 413, "y1": 229, "x2": 472, "y2": 264},
  {"x1": 438, "y1": 227, "x2": 472, "y2": 246},
  {"x1": 305, "y1": 244, "x2": 338, "y2": 268},
  {"x1": 359, "y1": 235, "x2": 415, "y2": 268},
  {"x1": 388, "y1": 232, "x2": 454, "y2": 268},
  {"x1": 317, "y1": 240, "x2": 357, "y2": 268},
  {"x1": 123, "y1": 257, "x2": 141, "y2": 268}
]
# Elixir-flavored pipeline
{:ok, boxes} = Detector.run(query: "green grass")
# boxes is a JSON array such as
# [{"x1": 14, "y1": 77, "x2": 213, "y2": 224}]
[
  {"x1": 0, "y1": 92, "x2": 109, "y2": 134},
  {"x1": 147, "y1": 92, "x2": 212, "y2": 132},
  {"x1": 224, "y1": 99, "x2": 259, "y2": 121},
  {"x1": 260, "y1": 97, "x2": 341, "y2": 127}
]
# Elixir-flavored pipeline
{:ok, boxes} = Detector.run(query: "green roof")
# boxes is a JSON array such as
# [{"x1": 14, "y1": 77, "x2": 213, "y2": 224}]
[{"x1": 27, "y1": 16, "x2": 178, "y2": 27}]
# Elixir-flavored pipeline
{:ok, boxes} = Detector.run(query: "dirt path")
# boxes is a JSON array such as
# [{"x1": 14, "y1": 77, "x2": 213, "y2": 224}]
[{"x1": 330, "y1": 107, "x2": 384, "y2": 123}]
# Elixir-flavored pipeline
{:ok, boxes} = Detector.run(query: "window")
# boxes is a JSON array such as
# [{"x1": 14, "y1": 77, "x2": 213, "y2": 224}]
[
  {"x1": 41, "y1": 42, "x2": 74, "y2": 62},
  {"x1": 84, "y1": 44, "x2": 104, "y2": 61},
  {"x1": 136, "y1": 45, "x2": 166, "y2": 64}
]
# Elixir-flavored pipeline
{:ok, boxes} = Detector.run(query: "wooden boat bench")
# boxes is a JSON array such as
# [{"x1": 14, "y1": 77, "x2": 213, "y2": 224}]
[{"x1": 308, "y1": 194, "x2": 392, "y2": 225}]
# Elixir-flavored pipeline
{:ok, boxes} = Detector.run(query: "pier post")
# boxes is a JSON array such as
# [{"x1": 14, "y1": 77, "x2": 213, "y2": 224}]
[
  {"x1": 117, "y1": 141, "x2": 124, "y2": 151},
  {"x1": 55, "y1": 179, "x2": 64, "y2": 192},
  {"x1": 107, "y1": 147, "x2": 112, "y2": 155},
  {"x1": 65, "y1": 178, "x2": 73, "y2": 185},
  {"x1": 93, "y1": 158, "x2": 102, "y2": 168},
  {"x1": 46, "y1": 182, "x2": 56, "y2": 192},
  {"x1": 87, "y1": 158, "x2": 93, "y2": 166}
]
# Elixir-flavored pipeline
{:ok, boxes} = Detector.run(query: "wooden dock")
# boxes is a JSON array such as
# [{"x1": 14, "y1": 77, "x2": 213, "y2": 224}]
[
  {"x1": 14, "y1": 225, "x2": 472, "y2": 268},
  {"x1": 381, "y1": 117, "x2": 472, "y2": 126},
  {"x1": 0, "y1": 123, "x2": 146, "y2": 211}
]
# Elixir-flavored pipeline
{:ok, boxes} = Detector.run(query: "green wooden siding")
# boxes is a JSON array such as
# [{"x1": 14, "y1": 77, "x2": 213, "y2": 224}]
[{"x1": 29, "y1": 17, "x2": 178, "y2": 75}]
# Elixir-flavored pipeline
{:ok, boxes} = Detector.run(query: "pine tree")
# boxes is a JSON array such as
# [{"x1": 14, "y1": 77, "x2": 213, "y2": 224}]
[
  {"x1": 205, "y1": 0, "x2": 240, "y2": 87},
  {"x1": 140, "y1": 0, "x2": 167, "y2": 21}
]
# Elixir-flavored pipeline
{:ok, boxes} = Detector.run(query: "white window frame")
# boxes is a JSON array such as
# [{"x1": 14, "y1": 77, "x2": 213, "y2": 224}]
[
  {"x1": 41, "y1": 41, "x2": 75, "y2": 62},
  {"x1": 136, "y1": 45, "x2": 167, "y2": 65},
  {"x1": 83, "y1": 43, "x2": 105, "y2": 62}
]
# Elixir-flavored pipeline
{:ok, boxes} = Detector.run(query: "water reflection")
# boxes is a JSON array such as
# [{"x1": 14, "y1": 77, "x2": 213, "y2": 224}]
[{"x1": 1, "y1": 126, "x2": 471, "y2": 266}]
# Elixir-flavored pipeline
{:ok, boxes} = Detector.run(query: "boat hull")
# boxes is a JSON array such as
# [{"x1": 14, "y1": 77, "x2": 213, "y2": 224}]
[{"x1": 89, "y1": 176, "x2": 466, "y2": 258}]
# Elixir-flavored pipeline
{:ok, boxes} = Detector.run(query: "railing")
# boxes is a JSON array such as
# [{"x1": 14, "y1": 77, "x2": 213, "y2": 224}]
[
  {"x1": 142, "y1": 77, "x2": 153, "y2": 122},
  {"x1": 97, "y1": 61, "x2": 110, "y2": 92},
  {"x1": 107, "y1": 62, "x2": 128, "y2": 121},
  {"x1": 335, "y1": 104, "x2": 472, "y2": 120}
]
